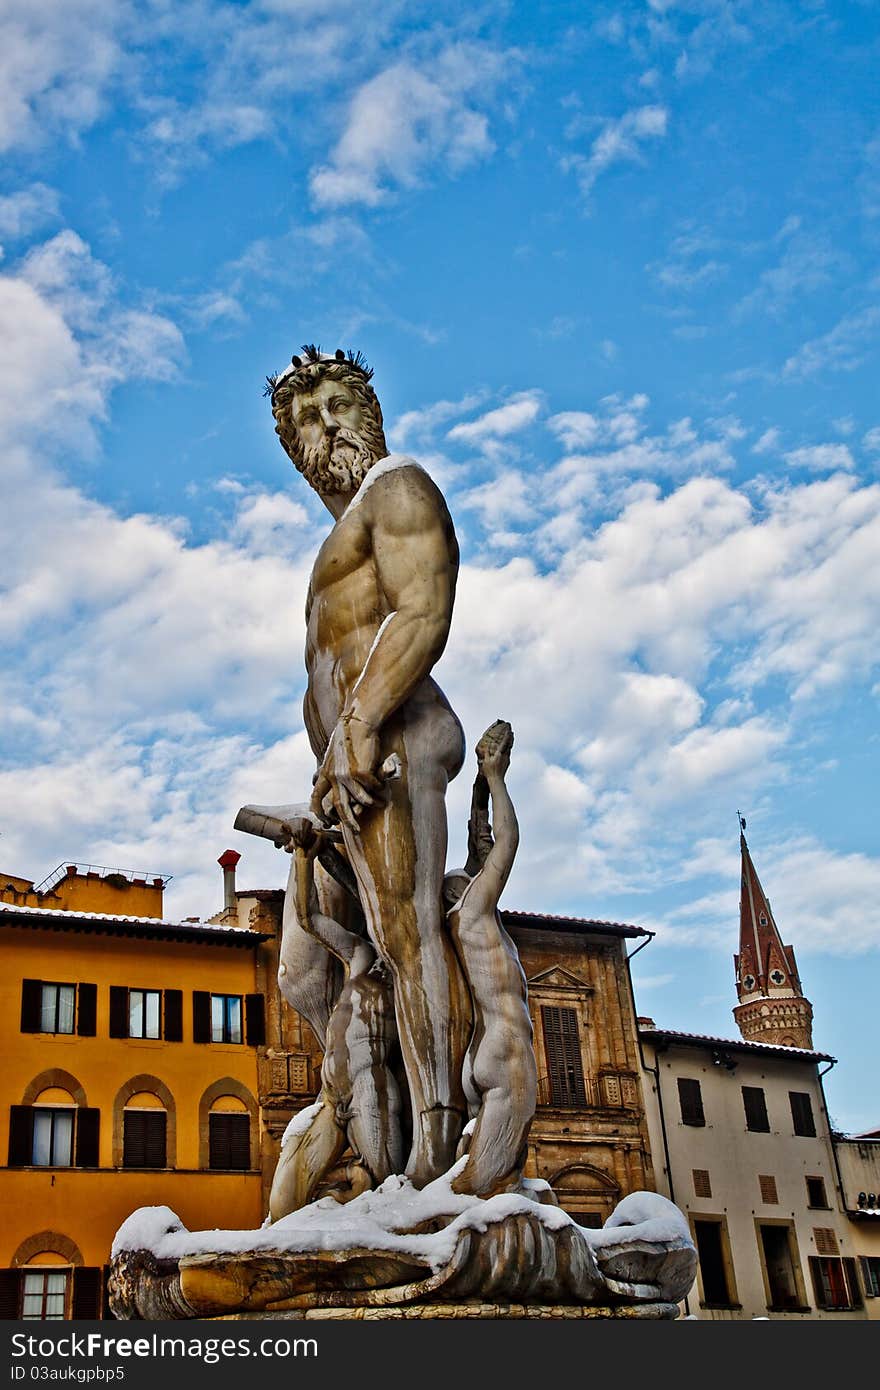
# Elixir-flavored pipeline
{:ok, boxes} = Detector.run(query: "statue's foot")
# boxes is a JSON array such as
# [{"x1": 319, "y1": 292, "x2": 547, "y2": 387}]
[{"x1": 406, "y1": 1107, "x2": 467, "y2": 1188}]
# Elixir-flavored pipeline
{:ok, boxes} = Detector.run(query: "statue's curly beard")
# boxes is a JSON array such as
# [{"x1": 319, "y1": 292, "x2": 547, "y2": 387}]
[{"x1": 301, "y1": 428, "x2": 376, "y2": 494}]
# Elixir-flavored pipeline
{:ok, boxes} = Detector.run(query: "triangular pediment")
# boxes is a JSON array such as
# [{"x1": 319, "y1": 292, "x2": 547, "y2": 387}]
[{"x1": 527, "y1": 965, "x2": 589, "y2": 990}]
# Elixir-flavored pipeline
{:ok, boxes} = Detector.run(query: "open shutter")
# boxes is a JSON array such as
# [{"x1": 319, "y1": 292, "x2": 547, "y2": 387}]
[
  {"x1": 192, "y1": 991, "x2": 211, "y2": 1043},
  {"x1": 0, "y1": 1270, "x2": 20, "y2": 1319},
  {"x1": 77, "y1": 983, "x2": 97, "y2": 1037},
  {"x1": 71, "y1": 1267, "x2": 102, "y2": 1320},
  {"x1": 108, "y1": 987, "x2": 129, "y2": 1039},
  {"x1": 163, "y1": 989, "x2": 183, "y2": 1042},
  {"x1": 8, "y1": 1105, "x2": 34, "y2": 1166},
  {"x1": 75, "y1": 1108, "x2": 100, "y2": 1167},
  {"x1": 245, "y1": 994, "x2": 265, "y2": 1046},
  {"x1": 20, "y1": 979, "x2": 42, "y2": 1033}
]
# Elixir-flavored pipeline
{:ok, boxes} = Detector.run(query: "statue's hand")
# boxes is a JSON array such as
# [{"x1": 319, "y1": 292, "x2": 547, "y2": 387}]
[
  {"x1": 281, "y1": 819, "x2": 324, "y2": 857},
  {"x1": 475, "y1": 719, "x2": 513, "y2": 778},
  {"x1": 311, "y1": 714, "x2": 382, "y2": 834}
]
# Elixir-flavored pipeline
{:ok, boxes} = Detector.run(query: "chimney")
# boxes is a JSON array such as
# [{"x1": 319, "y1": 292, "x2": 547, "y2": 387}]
[{"x1": 217, "y1": 849, "x2": 241, "y2": 914}]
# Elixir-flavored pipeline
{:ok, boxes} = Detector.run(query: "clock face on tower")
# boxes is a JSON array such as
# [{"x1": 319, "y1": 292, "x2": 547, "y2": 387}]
[
  {"x1": 770, "y1": 969, "x2": 785, "y2": 985},
  {"x1": 743, "y1": 974, "x2": 756, "y2": 992}
]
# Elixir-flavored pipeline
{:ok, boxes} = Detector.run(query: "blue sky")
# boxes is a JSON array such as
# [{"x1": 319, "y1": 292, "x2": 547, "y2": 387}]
[{"x1": 0, "y1": 0, "x2": 878, "y2": 1132}]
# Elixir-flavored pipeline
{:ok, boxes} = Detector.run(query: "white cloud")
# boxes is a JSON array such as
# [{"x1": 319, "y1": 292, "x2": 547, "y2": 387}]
[
  {"x1": 752, "y1": 427, "x2": 781, "y2": 455},
  {"x1": 735, "y1": 231, "x2": 842, "y2": 320},
  {"x1": 782, "y1": 306, "x2": 880, "y2": 379},
  {"x1": 784, "y1": 444, "x2": 855, "y2": 473},
  {"x1": 0, "y1": 231, "x2": 184, "y2": 454},
  {"x1": 0, "y1": 183, "x2": 60, "y2": 239},
  {"x1": 388, "y1": 392, "x2": 488, "y2": 450},
  {"x1": 0, "y1": 0, "x2": 124, "y2": 152},
  {"x1": 310, "y1": 47, "x2": 510, "y2": 209},
  {"x1": 863, "y1": 427, "x2": 880, "y2": 453},
  {"x1": 564, "y1": 105, "x2": 668, "y2": 199},
  {"x1": 447, "y1": 392, "x2": 542, "y2": 445}
]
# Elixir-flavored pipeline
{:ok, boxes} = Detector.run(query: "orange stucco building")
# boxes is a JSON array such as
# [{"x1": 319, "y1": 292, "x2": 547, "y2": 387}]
[{"x1": 0, "y1": 863, "x2": 270, "y2": 1320}]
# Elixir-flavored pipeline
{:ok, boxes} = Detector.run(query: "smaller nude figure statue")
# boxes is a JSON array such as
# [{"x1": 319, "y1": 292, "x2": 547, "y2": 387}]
[
  {"x1": 268, "y1": 820, "x2": 403, "y2": 1223},
  {"x1": 444, "y1": 721, "x2": 538, "y2": 1198}
]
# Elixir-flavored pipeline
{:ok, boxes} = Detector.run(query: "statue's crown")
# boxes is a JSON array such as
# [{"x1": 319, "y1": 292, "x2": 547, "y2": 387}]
[{"x1": 266, "y1": 344, "x2": 373, "y2": 398}]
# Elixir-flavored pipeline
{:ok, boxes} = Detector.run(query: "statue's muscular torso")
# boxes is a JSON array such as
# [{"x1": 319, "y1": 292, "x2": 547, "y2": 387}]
[{"x1": 302, "y1": 463, "x2": 460, "y2": 761}]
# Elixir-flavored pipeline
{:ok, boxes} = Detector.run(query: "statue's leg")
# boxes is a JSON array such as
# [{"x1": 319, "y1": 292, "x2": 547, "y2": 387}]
[
  {"x1": 343, "y1": 701, "x2": 471, "y2": 1186},
  {"x1": 268, "y1": 1100, "x2": 346, "y2": 1222}
]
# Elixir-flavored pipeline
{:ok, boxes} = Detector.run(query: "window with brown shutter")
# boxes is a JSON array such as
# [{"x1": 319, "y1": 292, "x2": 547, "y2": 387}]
[
  {"x1": 108, "y1": 987, "x2": 129, "y2": 1039},
  {"x1": 71, "y1": 1268, "x2": 102, "y2": 1320},
  {"x1": 677, "y1": 1077, "x2": 705, "y2": 1126},
  {"x1": 20, "y1": 980, "x2": 42, "y2": 1033},
  {"x1": 245, "y1": 994, "x2": 265, "y2": 1046},
  {"x1": 8, "y1": 1105, "x2": 35, "y2": 1166},
  {"x1": 810, "y1": 1256, "x2": 861, "y2": 1310},
  {"x1": 541, "y1": 1006, "x2": 587, "y2": 1107},
  {"x1": 692, "y1": 1169, "x2": 712, "y2": 1198},
  {"x1": 790, "y1": 1090, "x2": 816, "y2": 1137},
  {"x1": 861, "y1": 1255, "x2": 880, "y2": 1297},
  {"x1": 0, "y1": 1270, "x2": 20, "y2": 1319},
  {"x1": 759, "y1": 1174, "x2": 778, "y2": 1204},
  {"x1": 122, "y1": 1111, "x2": 167, "y2": 1169},
  {"x1": 192, "y1": 991, "x2": 212, "y2": 1043},
  {"x1": 163, "y1": 989, "x2": 183, "y2": 1042},
  {"x1": 742, "y1": 1085, "x2": 770, "y2": 1132},
  {"x1": 74, "y1": 1108, "x2": 100, "y2": 1167},
  {"x1": 208, "y1": 1112, "x2": 250, "y2": 1170},
  {"x1": 77, "y1": 984, "x2": 97, "y2": 1037}
]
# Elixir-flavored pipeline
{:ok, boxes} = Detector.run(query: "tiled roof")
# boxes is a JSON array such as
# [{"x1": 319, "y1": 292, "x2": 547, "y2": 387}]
[
  {"x1": 638, "y1": 1024, "x2": 835, "y2": 1064},
  {"x1": 0, "y1": 901, "x2": 267, "y2": 947},
  {"x1": 501, "y1": 909, "x2": 650, "y2": 939}
]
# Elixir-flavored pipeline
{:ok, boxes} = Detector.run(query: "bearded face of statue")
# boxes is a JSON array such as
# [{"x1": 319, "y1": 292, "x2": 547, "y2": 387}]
[{"x1": 288, "y1": 376, "x2": 386, "y2": 495}]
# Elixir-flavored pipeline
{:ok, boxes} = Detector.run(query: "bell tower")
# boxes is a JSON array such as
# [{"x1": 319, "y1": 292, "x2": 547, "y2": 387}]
[{"x1": 733, "y1": 817, "x2": 814, "y2": 1049}]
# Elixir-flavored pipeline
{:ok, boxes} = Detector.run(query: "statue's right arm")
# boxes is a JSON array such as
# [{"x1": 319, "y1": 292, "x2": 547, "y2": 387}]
[{"x1": 293, "y1": 845, "x2": 360, "y2": 967}]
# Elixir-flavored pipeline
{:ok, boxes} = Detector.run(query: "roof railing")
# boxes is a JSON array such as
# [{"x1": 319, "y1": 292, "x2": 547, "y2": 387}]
[{"x1": 33, "y1": 862, "x2": 172, "y2": 893}]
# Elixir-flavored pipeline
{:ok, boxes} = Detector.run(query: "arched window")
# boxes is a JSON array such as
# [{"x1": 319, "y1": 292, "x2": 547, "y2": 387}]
[
  {"x1": 1, "y1": 1234, "x2": 100, "y2": 1322},
  {"x1": 198, "y1": 1079, "x2": 258, "y2": 1171},
  {"x1": 112, "y1": 1076, "x2": 176, "y2": 1169},
  {"x1": 208, "y1": 1096, "x2": 250, "y2": 1171},
  {"x1": 122, "y1": 1093, "x2": 167, "y2": 1169},
  {"x1": 9, "y1": 1075, "x2": 99, "y2": 1169}
]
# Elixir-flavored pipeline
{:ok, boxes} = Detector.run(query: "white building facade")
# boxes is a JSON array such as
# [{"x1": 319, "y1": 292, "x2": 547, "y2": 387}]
[{"x1": 639, "y1": 1027, "x2": 868, "y2": 1320}]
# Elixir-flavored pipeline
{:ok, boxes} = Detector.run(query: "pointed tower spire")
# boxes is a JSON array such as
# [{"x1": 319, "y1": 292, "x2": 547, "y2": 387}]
[{"x1": 733, "y1": 816, "x2": 814, "y2": 1049}]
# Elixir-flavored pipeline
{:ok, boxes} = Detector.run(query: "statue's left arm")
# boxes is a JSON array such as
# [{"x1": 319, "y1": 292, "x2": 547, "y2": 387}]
[{"x1": 312, "y1": 467, "x2": 457, "y2": 830}]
